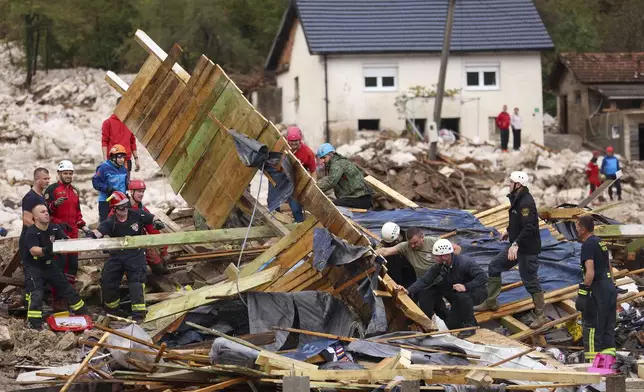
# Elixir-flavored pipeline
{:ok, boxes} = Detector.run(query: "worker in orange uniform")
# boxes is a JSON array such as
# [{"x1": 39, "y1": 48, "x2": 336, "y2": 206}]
[
  {"x1": 102, "y1": 97, "x2": 140, "y2": 174},
  {"x1": 44, "y1": 160, "x2": 92, "y2": 310},
  {"x1": 585, "y1": 151, "x2": 601, "y2": 196}
]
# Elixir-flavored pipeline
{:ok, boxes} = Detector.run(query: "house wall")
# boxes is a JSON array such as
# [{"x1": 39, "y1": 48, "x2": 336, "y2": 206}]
[
  {"x1": 274, "y1": 21, "x2": 546, "y2": 148},
  {"x1": 556, "y1": 70, "x2": 590, "y2": 135},
  {"x1": 586, "y1": 111, "x2": 631, "y2": 157}
]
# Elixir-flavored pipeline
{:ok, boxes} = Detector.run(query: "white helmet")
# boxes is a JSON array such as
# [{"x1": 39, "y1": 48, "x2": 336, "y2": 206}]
[
  {"x1": 432, "y1": 239, "x2": 454, "y2": 255},
  {"x1": 381, "y1": 222, "x2": 400, "y2": 243},
  {"x1": 509, "y1": 171, "x2": 529, "y2": 187},
  {"x1": 57, "y1": 160, "x2": 74, "y2": 172}
]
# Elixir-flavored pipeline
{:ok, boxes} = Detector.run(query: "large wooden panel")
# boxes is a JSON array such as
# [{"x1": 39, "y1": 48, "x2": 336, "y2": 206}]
[{"x1": 114, "y1": 55, "x2": 162, "y2": 122}]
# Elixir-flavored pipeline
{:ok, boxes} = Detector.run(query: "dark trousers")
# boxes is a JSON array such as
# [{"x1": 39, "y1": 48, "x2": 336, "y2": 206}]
[
  {"x1": 24, "y1": 261, "x2": 85, "y2": 322},
  {"x1": 489, "y1": 250, "x2": 542, "y2": 294},
  {"x1": 288, "y1": 197, "x2": 304, "y2": 223},
  {"x1": 101, "y1": 254, "x2": 147, "y2": 315},
  {"x1": 416, "y1": 286, "x2": 486, "y2": 329},
  {"x1": 606, "y1": 175, "x2": 622, "y2": 199},
  {"x1": 582, "y1": 279, "x2": 617, "y2": 362},
  {"x1": 512, "y1": 129, "x2": 521, "y2": 150},
  {"x1": 99, "y1": 201, "x2": 111, "y2": 222},
  {"x1": 500, "y1": 129, "x2": 510, "y2": 150},
  {"x1": 386, "y1": 254, "x2": 417, "y2": 288},
  {"x1": 333, "y1": 194, "x2": 372, "y2": 209}
]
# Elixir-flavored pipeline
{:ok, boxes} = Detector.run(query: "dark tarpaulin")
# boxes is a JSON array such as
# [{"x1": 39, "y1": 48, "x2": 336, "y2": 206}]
[
  {"x1": 358, "y1": 262, "x2": 388, "y2": 335},
  {"x1": 346, "y1": 339, "x2": 469, "y2": 366},
  {"x1": 313, "y1": 228, "x2": 371, "y2": 271}
]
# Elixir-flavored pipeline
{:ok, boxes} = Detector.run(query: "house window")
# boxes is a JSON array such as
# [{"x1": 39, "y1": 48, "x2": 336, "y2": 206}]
[
  {"x1": 363, "y1": 65, "x2": 398, "y2": 91},
  {"x1": 465, "y1": 65, "x2": 500, "y2": 90},
  {"x1": 294, "y1": 76, "x2": 300, "y2": 112},
  {"x1": 358, "y1": 119, "x2": 380, "y2": 130}
]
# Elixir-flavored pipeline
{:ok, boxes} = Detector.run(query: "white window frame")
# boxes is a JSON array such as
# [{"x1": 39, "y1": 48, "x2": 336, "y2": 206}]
[
  {"x1": 464, "y1": 64, "x2": 500, "y2": 91},
  {"x1": 363, "y1": 65, "x2": 398, "y2": 92}
]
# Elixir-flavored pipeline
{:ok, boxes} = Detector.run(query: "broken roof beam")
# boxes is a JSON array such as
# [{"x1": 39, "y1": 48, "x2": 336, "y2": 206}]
[
  {"x1": 134, "y1": 30, "x2": 191, "y2": 83},
  {"x1": 52, "y1": 224, "x2": 296, "y2": 253},
  {"x1": 364, "y1": 175, "x2": 419, "y2": 208}
]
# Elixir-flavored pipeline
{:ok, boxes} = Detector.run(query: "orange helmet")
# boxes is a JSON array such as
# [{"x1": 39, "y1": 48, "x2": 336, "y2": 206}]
[
  {"x1": 107, "y1": 191, "x2": 129, "y2": 208},
  {"x1": 109, "y1": 144, "x2": 127, "y2": 157},
  {"x1": 128, "y1": 179, "x2": 146, "y2": 191}
]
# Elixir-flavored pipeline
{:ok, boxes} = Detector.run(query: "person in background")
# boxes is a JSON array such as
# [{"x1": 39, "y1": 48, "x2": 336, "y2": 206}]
[
  {"x1": 496, "y1": 105, "x2": 511, "y2": 153},
  {"x1": 586, "y1": 151, "x2": 601, "y2": 196},
  {"x1": 316, "y1": 143, "x2": 372, "y2": 209},
  {"x1": 21, "y1": 168, "x2": 50, "y2": 258},
  {"x1": 102, "y1": 97, "x2": 140, "y2": 173},
  {"x1": 282, "y1": 126, "x2": 317, "y2": 222},
  {"x1": 600, "y1": 146, "x2": 621, "y2": 201},
  {"x1": 93, "y1": 144, "x2": 129, "y2": 222},
  {"x1": 511, "y1": 107, "x2": 522, "y2": 151}
]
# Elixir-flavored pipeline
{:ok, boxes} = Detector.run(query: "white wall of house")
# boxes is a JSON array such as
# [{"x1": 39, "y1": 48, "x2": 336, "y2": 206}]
[{"x1": 276, "y1": 22, "x2": 545, "y2": 148}]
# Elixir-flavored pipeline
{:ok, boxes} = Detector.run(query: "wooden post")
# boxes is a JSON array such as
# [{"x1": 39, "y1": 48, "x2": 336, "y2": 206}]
[
  {"x1": 283, "y1": 376, "x2": 310, "y2": 392},
  {"x1": 59, "y1": 332, "x2": 110, "y2": 392}
]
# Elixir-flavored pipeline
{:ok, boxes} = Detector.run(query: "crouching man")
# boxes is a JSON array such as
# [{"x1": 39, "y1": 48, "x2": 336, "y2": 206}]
[{"x1": 398, "y1": 239, "x2": 487, "y2": 339}]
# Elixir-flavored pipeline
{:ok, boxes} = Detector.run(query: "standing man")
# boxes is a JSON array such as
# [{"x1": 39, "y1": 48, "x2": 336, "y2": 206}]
[
  {"x1": 398, "y1": 239, "x2": 487, "y2": 339},
  {"x1": 280, "y1": 126, "x2": 317, "y2": 222},
  {"x1": 586, "y1": 151, "x2": 601, "y2": 196},
  {"x1": 90, "y1": 191, "x2": 165, "y2": 321},
  {"x1": 316, "y1": 143, "x2": 372, "y2": 209},
  {"x1": 511, "y1": 107, "x2": 522, "y2": 151},
  {"x1": 102, "y1": 97, "x2": 140, "y2": 173},
  {"x1": 575, "y1": 215, "x2": 616, "y2": 363},
  {"x1": 44, "y1": 160, "x2": 91, "y2": 310},
  {"x1": 496, "y1": 105, "x2": 511, "y2": 153},
  {"x1": 23, "y1": 204, "x2": 89, "y2": 329},
  {"x1": 379, "y1": 222, "x2": 416, "y2": 288},
  {"x1": 21, "y1": 168, "x2": 50, "y2": 258},
  {"x1": 475, "y1": 171, "x2": 547, "y2": 328},
  {"x1": 93, "y1": 144, "x2": 129, "y2": 222},
  {"x1": 600, "y1": 146, "x2": 621, "y2": 201}
]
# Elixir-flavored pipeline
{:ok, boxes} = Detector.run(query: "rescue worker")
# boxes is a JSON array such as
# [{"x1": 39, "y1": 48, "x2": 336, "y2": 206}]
[
  {"x1": 475, "y1": 171, "x2": 547, "y2": 329},
  {"x1": 376, "y1": 226, "x2": 462, "y2": 280},
  {"x1": 21, "y1": 168, "x2": 50, "y2": 258},
  {"x1": 90, "y1": 191, "x2": 165, "y2": 320},
  {"x1": 378, "y1": 222, "x2": 416, "y2": 288},
  {"x1": 44, "y1": 160, "x2": 92, "y2": 310},
  {"x1": 93, "y1": 144, "x2": 129, "y2": 222},
  {"x1": 496, "y1": 105, "x2": 511, "y2": 153},
  {"x1": 102, "y1": 97, "x2": 140, "y2": 173},
  {"x1": 575, "y1": 215, "x2": 617, "y2": 363},
  {"x1": 23, "y1": 204, "x2": 89, "y2": 329},
  {"x1": 398, "y1": 239, "x2": 487, "y2": 339},
  {"x1": 585, "y1": 151, "x2": 601, "y2": 196},
  {"x1": 316, "y1": 143, "x2": 372, "y2": 209},
  {"x1": 600, "y1": 146, "x2": 621, "y2": 201}
]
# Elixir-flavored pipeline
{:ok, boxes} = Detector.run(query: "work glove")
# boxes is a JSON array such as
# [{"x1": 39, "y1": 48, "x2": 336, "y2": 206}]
[
  {"x1": 575, "y1": 284, "x2": 591, "y2": 312},
  {"x1": 153, "y1": 220, "x2": 165, "y2": 230},
  {"x1": 86, "y1": 231, "x2": 98, "y2": 239},
  {"x1": 81, "y1": 226, "x2": 92, "y2": 236},
  {"x1": 0, "y1": 227, "x2": 7, "y2": 237},
  {"x1": 54, "y1": 197, "x2": 67, "y2": 207}
]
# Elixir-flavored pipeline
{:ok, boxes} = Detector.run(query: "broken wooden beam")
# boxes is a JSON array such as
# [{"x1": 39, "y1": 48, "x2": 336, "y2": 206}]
[
  {"x1": 365, "y1": 176, "x2": 419, "y2": 208},
  {"x1": 59, "y1": 332, "x2": 110, "y2": 392},
  {"x1": 595, "y1": 224, "x2": 644, "y2": 239}
]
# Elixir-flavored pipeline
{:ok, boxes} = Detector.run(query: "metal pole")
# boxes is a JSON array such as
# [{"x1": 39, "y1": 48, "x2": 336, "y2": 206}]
[{"x1": 429, "y1": 0, "x2": 457, "y2": 160}]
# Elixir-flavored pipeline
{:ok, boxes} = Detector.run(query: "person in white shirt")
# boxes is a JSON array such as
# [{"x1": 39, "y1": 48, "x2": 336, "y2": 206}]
[{"x1": 511, "y1": 107, "x2": 522, "y2": 151}]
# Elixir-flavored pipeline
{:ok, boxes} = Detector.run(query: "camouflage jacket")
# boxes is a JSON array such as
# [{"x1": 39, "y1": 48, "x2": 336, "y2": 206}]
[{"x1": 317, "y1": 154, "x2": 371, "y2": 199}]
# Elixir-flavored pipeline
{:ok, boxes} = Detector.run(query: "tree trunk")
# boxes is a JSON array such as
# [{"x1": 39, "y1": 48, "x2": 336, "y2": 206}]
[
  {"x1": 24, "y1": 14, "x2": 34, "y2": 88},
  {"x1": 33, "y1": 27, "x2": 41, "y2": 75}
]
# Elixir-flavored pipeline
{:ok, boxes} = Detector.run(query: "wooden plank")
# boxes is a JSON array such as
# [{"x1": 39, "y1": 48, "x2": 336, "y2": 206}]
[
  {"x1": 147, "y1": 84, "x2": 193, "y2": 160},
  {"x1": 59, "y1": 332, "x2": 110, "y2": 392},
  {"x1": 595, "y1": 224, "x2": 644, "y2": 238},
  {"x1": 499, "y1": 316, "x2": 530, "y2": 334},
  {"x1": 151, "y1": 210, "x2": 201, "y2": 254},
  {"x1": 0, "y1": 251, "x2": 20, "y2": 292},
  {"x1": 145, "y1": 266, "x2": 280, "y2": 322},
  {"x1": 265, "y1": 260, "x2": 312, "y2": 292},
  {"x1": 240, "y1": 190, "x2": 290, "y2": 236},
  {"x1": 192, "y1": 376, "x2": 250, "y2": 392},
  {"x1": 134, "y1": 30, "x2": 191, "y2": 83},
  {"x1": 133, "y1": 69, "x2": 181, "y2": 142},
  {"x1": 114, "y1": 54, "x2": 162, "y2": 122},
  {"x1": 365, "y1": 176, "x2": 419, "y2": 208},
  {"x1": 255, "y1": 351, "x2": 318, "y2": 371},
  {"x1": 389, "y1": 349, "x2": 412, "y2": 369},
  {"x1": 380, "y1": 274, "x2": 434, "y2": 330},
  {"x1": 288, "y1": 270, "x2": 323, "y2": 292},
  {"x1": 557, "y1": 299, "x2": 577, "y2": 314},
  {"x1": 139, "y1": 75, "x2": 186, "y2": 146},
  {"x1": 105, "y1": 71, "x2": 129, "y2": 95}
]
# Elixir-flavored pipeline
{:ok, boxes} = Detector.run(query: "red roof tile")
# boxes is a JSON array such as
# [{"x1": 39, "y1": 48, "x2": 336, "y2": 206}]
[{"x1": 560, "y1": 52, "x2": 644, "y2": 83}]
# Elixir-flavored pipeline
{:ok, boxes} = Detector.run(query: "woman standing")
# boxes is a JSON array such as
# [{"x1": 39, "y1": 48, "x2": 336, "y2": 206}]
[{"x1": 511, "y1": 107, "x2": 522, "y2": 151}]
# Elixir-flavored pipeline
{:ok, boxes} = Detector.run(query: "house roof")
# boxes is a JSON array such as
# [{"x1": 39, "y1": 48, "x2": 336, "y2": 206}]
[
  {"x1": 590, "y1": 84, "x2": 644, "y2": 99},
  {"x1": 551, "y1": 53, "x2": 644, "y2": 88},
  {"x1": 266, "y1": 0, "x2": 553, "y2": 70}
]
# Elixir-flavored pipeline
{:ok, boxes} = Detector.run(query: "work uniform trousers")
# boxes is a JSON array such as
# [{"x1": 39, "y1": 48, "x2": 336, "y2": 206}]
[
  {"x1": 415, "y1": 286, "x2": 487, "y2": 329},
  {"x1": 582, "y1": 279, "x2": 617, "y2": 362},
  {"x1": 101, "y1": 254, "x2": 147, "y2": 315},
  {"x1": 606, "y1": 175, "x2": 622, "y2": 199},
  {"x1": 489, "y1": 250, "x2": 542, "y2": 294},
  {"x1": 333, "y1": 195, "x2": 372, "y2": 210},
  {"x1": 24, "y1": 261, "x2": 85, "y2": 323}
]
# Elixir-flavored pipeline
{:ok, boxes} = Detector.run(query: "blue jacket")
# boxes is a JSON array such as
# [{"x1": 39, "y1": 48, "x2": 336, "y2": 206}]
[
  {"x1": 600, "y1": 155, "x2": 620, "y2": 176},
  {"x1": 92, "y1": 160, "x2": 128, "y2": 201}
]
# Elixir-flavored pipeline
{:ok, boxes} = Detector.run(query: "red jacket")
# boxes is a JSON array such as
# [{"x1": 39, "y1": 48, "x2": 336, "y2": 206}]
[
  {"x1": 102, "y1": 114, "x2": 137, "y2": 160},
  {"x1": 496, "y1": 112, "x2": 511, "y2": 130},
  {"x1": 586, "y1": 161, "x2": 601, "y2": 187},
  {"x1": 294, "y1": 142, "x2": 317, "y2": 174},
  {"x1": 44, "y1": 181, "x2": 85, "y2": 239}
]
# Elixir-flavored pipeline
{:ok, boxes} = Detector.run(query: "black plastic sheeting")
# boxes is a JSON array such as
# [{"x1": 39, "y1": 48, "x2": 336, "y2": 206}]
[
  {"x1": 313, "y1": 228, "x2": 371, "y2": 271},
  {"x1": 357, "y1": 262, "x2": 388, "y2": 335},
  {"x1": 351, "y1": 208, "x2": 583, "y2": 305}
]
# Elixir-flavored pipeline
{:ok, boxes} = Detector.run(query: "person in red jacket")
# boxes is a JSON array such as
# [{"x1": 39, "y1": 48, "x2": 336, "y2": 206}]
[
  {"x1": 108, "y1": 179, "x2": 170, "y2": 275},
  {"x1": 586, "y1": 151, "x2": 602, "y2": 195},
  {"x1": 495, "y1": 105, "x2": 511, "y2": 152},
  {"x1": 44, "y1": 160, "x2": 92, "y2": 310},
  {"x1": 102, "y1": 97, "x2": 140, "y2": 173}
]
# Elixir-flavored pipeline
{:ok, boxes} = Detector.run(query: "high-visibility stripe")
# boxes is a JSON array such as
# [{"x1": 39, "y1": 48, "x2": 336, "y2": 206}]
[
  {"x1": 132, "y1": 303, "x2": 146, "y2": 311},
  {"x1": 585, "y1": 352, "x2": 597, "y2": 362},
  {"x1": 578, "y1": 289, "x2": 588, "y2": 295},
  {"x1": 589, "y1": 328, "x2": 595, "y2": 354},
  {"x1": 70, "y1": 300, "x2": 85, "y2": 311},
  {"x1": 27, "y1": 311, "x2": 42, "y2": 318},
  {"x1": 105, "y1": 298, "x2": 120, "y2": 309},
  {"x1": 601, "y1": 348, "x2": 616, "y2": 356}
]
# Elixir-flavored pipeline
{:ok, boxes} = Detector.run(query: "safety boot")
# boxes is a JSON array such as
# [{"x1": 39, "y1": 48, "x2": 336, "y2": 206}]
[
  {"x1": 132, "y1": 312, "x2": 147, "y2": 324},
  {"x1": 150, "y1": 262, "x2": 170, "y2": 276},
  {"x1": 27, "y1": 318, "x2": 43, "y2": 330},
  {"x1": 529, "y1": 292, "x2": 549, "y2": 328},
  {"x1": 474, "y1": 277, "x2": 502, "y2": 312},
  {"x1": 52, "y1": 298, "x2": 68, "y2": 313}
]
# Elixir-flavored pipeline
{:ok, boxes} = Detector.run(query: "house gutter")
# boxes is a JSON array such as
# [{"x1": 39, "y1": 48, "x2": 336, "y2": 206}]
[{"x1": 324, "y1": 54, "x2": 330, "y2": 143}]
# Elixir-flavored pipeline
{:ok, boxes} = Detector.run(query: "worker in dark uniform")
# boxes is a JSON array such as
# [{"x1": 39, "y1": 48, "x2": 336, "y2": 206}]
[
  {"x1": 475, "y1": 171, "x2": 547, "y2": 328},
  {"x1": 398, "y1": 239, "x2": 487, "y2": 339},
  {"x1": 378, "y1": 222, "x2": 416, "y2": 288},
  {"x1": 23, "y1": 204, "x2": 88, "y2": 329},
  {"x1": 90, "y1": 191, "x2": 164, "y2": 321},
  {"x1": 575, "y1": 215, "x2": 617, "y2": 363}
]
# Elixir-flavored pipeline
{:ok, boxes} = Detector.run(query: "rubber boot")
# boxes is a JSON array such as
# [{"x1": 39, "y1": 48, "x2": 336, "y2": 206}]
[
  {"x1": 474, "y1": 277, "x2": 502, "y2": 312},
  {"x1": 73, "y1": 305, "x2": 90, "y2": 316},
  {"x1": 529, "y1": 292, "x2": 549, "y2": 328}
]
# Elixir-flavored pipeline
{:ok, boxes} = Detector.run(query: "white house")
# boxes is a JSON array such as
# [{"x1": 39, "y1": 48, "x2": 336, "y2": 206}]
[{"x1": 263, "y1": 0, "x2": 554, "y2": 148}]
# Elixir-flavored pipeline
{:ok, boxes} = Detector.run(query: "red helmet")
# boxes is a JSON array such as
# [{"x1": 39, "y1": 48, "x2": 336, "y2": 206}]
[
  {"x1": 593, "y1": 150, "x2": 601, "y2": 158},
  {"x1": 286, "y1": 126, "x2": 302, "y2": 141},
  {"x1": 606, "y1": 146, "x2": 614, "y2": 154},
  {"x1": 128, "y1": 179, "x2": 146, "y2": 191},
  {"x1": 109, "y1": 144, "x2": 127, "y2": 157},
  {"x1": 107, "y1": 191, "x2": 129, "y2": 208}
]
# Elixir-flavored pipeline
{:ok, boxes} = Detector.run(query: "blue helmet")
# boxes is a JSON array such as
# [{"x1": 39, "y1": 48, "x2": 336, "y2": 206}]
[{"x1": 317, "y1": 143, "x2": 335, "y2": 158}]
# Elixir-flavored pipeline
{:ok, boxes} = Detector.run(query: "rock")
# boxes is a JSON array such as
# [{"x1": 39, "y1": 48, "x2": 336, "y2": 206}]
[
  {"x1": 39, "y1": 329, "x2": 56, "y2": 341},
  {"x1": 0, "y1": 325, "x2": 13, "y2": 349},
  {"x1": 5, "y1": 169, "x2": 25, "y2": 182},
  {"x1": 56, "y1": 331, "x2": 77, "y2": 351}
]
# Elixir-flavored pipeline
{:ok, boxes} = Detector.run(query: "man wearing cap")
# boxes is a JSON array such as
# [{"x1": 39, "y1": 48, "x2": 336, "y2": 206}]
[
  {"x1": 475, "y1": 171, "x2": 546, "y2": 328},
  {"x1": 600, "y1": 146, "x2": 621, "y2": 201},
  {"x1": 316, "y1": 143, "x2": 372, "y2": 209},
  {"x1": 279, "y1": 126, "x2": 317, "y2": 222},
  {"x1": 398, "y1": 239, "x2": 488, "y2": 339}
]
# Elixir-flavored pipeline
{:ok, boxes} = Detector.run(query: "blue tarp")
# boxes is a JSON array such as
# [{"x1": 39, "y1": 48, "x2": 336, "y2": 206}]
[{"x1": 352, "y1": 208, "x2": 582, "y2": 305}]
